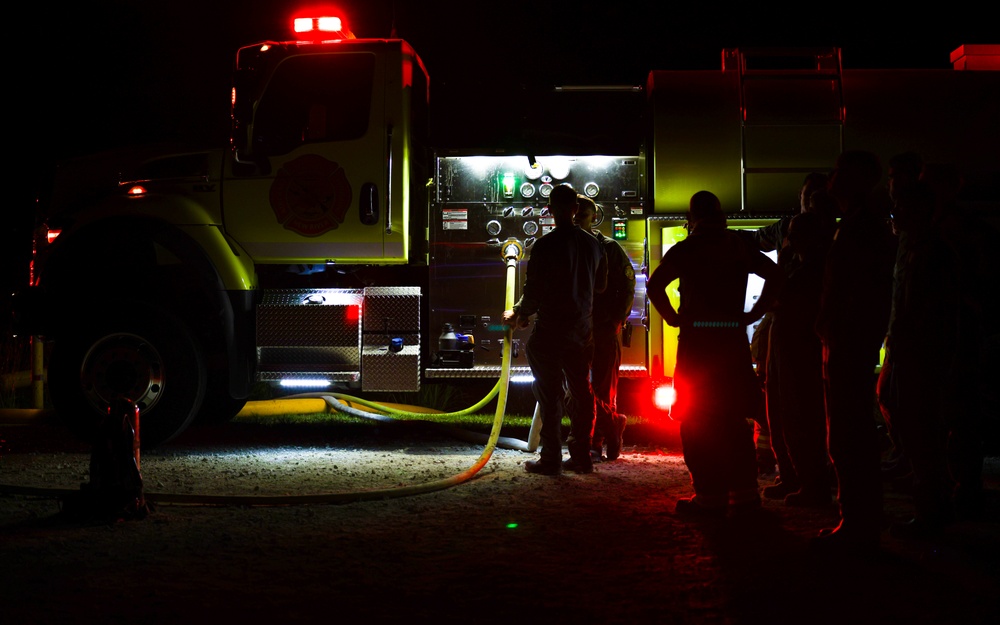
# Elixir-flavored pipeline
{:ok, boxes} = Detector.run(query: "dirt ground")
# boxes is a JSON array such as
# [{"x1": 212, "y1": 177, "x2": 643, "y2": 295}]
[{"x1": 1, "y1": 416, "x2": 999, "y2": 625}]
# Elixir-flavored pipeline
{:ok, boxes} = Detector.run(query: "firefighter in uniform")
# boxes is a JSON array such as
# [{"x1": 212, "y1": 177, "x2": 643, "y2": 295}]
[
  {"x1": 814, "y1": 150, "x2": 895, "y2": 552},
  {"x1": 647, "y1": 191, "x2": 782, "y2": 515},
  {"x1": 504, "y1": 184, "x2": 608, "y2": 475},
  {"x1": 574, "y1": 196, "x2": 636, "y2": 461}
]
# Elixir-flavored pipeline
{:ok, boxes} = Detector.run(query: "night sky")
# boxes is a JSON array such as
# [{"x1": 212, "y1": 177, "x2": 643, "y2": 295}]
[
  {"x1": 4, "y1": 1, "x2": 995, "y2": 296},
  {"x1": 16, "y1": 2, "x2": 996, "y2": 164}
]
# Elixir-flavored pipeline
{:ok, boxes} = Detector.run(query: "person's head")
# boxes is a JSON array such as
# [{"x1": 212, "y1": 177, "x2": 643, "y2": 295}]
[
  {"x1": 547, "y1": 184, "x2": 579, "y2": 224},
  {"x1": 828, "y1": 150, "x2": 882, "y2": 214},
  {"x1": 799, "y1": 172, "x2": 829, "y2": 213},
  {"x1": 688, "y1": 191, "x2": 726, "y2": 233},
  {"x1": 574, "y1": 195, "x2": 599, "y2": 230},
  {"x1": 888, "y1": 152, "x2": 923, "y2": 204}
]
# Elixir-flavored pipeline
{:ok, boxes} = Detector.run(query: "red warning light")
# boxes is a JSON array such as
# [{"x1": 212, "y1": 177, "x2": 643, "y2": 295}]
[
  {"x1": 291, "y1": 9, "x2": 355, "y2": 39},
  {"x1": 345, "y1": 303, "x2": 360, "y2": 324},
  {"x1": 653, "y1": 383, "x2": 677, "y2": 411},
  {"x1": 294, "y1": 16, "x2": 342, "y2": 33}
]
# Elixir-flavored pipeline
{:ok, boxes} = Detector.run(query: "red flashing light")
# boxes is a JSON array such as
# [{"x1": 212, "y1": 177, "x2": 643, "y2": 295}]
[
  {"x1": 46, "y1": 229, "x2": 62, "y2": 245},
  {"x1": 291, "y1": 12, "x2": 355, "y2": 39},
  {"x1": 653, "y1": 383, "x2": 677, "y2": 412},
  {"x1": 127, "y1": 185, "x2": 148, "y2": 197},
  {"x1": 294, "y1": 16, "x2": 342, "y2": 33}
]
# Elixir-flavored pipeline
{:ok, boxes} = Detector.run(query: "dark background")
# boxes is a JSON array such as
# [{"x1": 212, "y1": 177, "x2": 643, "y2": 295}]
[{"x1": 5, "y1": 0, "x2": 995, "y2": 309}]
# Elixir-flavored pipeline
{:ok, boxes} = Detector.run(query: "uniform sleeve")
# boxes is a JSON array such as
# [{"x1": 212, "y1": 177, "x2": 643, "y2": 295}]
[
  {"x1": 609, "y1": 240, "x2": 636, "y2": 323},
  {"x1": 752, "y1": 219, "x2": 788, "y2": 253},
  {"x1": 594, "y1": 241, "x2": 609, "y2": 295}
]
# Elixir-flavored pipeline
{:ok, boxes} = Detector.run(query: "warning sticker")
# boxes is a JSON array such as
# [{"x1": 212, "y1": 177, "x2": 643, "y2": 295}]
[
  {"x1": 442, "y1": 208, "x2": 468, "y2": 231},
  {"x1": 540, "y1": 216, "x2": 556, "y2": 236}
]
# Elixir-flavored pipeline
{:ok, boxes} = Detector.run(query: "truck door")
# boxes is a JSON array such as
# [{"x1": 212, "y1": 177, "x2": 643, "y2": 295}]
[{"x1": 223, "y1": 50, "x2": 389, "y2": 263}]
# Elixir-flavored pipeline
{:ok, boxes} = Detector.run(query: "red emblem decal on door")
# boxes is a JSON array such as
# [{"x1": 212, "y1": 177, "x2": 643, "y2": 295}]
[{"x1": 269, "y1": 154, "x2": 352, "y2": 236}]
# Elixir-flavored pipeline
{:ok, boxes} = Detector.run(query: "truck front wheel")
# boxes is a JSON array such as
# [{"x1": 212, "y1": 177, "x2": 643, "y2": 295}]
[{"x1": 48, "y1": 309, "x2": 207, "y2": 448}]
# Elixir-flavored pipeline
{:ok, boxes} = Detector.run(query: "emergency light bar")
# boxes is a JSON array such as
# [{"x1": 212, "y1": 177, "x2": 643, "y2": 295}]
[
  {"x1": 294, "y1": 16, "x2": 340, "y2": 33},
  {"x1": 292, "y1": 15, "x2": 355, "y2": 39}
]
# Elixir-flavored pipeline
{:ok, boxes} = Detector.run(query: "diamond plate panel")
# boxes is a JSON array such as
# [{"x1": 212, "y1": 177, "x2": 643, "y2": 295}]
[
  {"x1": 362, "y1": 286, "x2": 421, "y2": 333},
  {"x1": 257, "y1": 289, "x2": 362, "y2": 348},
  {"x1": 257, "y1": 346, "x2": 360, "y2": 368},
  {"x1": 362, "y1": 345, "x2": 421, "y2": 392},
  {"x1": 362, "y1": 333, "x2": 420, "y2": 392}
]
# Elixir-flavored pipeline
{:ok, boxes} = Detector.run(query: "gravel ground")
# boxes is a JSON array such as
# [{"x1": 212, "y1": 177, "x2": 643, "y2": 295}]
[{"x1": 1, "y1": 416, "x2": 999, "y2": 625}]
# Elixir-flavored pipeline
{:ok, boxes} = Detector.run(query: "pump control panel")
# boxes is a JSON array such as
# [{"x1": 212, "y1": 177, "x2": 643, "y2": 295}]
[{"x1": 428, "y1": 154, "x2": 647, "y2": 378}]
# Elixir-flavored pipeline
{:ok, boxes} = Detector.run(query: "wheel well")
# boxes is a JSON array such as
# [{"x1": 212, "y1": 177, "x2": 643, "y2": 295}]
[{"x1": 42, "y1": 218, "x2": 253, "y2": 397}]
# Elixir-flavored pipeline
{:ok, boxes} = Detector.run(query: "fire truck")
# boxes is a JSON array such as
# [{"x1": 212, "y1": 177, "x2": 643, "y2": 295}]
[{"x1": 12, "y1": 12, "x2": 999, "y2": 447}]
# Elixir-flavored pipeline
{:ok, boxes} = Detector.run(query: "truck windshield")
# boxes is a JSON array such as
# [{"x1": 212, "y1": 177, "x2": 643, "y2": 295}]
[{"x1": 253, "y1": 53, "x2": 375, "y2": 156}]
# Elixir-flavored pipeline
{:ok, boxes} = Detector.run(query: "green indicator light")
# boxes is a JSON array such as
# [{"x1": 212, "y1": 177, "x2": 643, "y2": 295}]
[
  {"x1": 506, "y1": 522, "x2": 518, "y2": 529},
  {"x1": 502, "y1": 172, "x2": 515, "y2": 198}
]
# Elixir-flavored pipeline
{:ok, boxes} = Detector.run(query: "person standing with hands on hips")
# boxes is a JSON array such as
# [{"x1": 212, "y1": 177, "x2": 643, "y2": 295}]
[
  {"x1": 504, "y1": 184, "x2": 607, "y2": 475},
  {"x1": 647, "y1": 191, "x2": 782, "y2": 515}
]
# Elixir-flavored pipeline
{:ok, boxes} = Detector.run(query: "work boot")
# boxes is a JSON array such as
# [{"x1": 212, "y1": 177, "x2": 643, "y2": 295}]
[
  {"x1": 888, "y1": 517, "x2": 947, "y2": 541},
  {"x1": 784, "y1": 488, "x2": 834, "y2": 508},
  {"x1": 605, "y1": 414, "x2": 627, "y2": 461},
  {"x1": 562, "y1": 455, "x2": 594, "y2": 474},
  {"x1": 889, "y1": 508, "x2": 954, "y2": 540},
  {"x1": 811, "y1": 523, "x2": 880, "y2": 555},
  {"x1": 729, "y1": 495, "x2": 763, "y2": 519},
  {"x1": 762, "y1": 481, "x2": 798, "y2": 500},
  {"x1": 524, "y1": 459, "x2": 561, "y2": 476}
]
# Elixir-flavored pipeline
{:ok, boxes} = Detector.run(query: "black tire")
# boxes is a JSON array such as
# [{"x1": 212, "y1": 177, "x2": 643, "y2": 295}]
[
  {"x1": 194, "y1": 374, "x2": 248, "y2": 424},
  {"x1": 48, "y1": 309, "x2": 207, "y2": 449}
]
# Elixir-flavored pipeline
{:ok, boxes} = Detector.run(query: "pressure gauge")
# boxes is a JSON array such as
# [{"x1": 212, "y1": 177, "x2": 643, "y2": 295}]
[
  {"x1": 583, "y1": 181, "x2": 600, "y2": 198},
  {"x1": 539, "y1": 183, "x2": 553, "y2": 198},
  {"x1": 486, "y1": 220, "x2": 502, "y2": 236},
  {"x1": 520, "y1": 182, "x2": 536, "y2": 198},
  {"x1": 523, "y1": 221, "x2": 539, "y2": 236}
]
